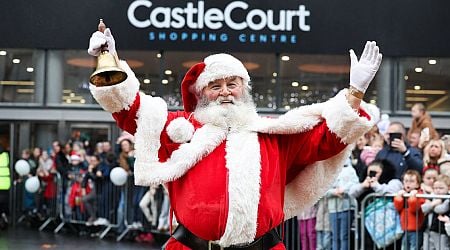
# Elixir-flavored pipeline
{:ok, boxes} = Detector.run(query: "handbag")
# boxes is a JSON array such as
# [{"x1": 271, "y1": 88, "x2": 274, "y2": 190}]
[{"x1": 364, "y1": 198, "x2": 403, "y2": 248}]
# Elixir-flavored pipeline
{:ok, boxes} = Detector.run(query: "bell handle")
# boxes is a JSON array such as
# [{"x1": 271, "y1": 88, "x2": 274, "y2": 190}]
[
  {"x1": 98, "y1": 19, "x2": 110, "y2": 53},
  {"x1": 97, "y1": 19, "x2": 121, "y2": 65}
]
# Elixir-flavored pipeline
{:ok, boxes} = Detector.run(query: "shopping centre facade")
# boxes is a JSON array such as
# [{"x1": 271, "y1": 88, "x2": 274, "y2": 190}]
[{"x1": 0, "y1": 0, "x2": 449, "y2": 156}]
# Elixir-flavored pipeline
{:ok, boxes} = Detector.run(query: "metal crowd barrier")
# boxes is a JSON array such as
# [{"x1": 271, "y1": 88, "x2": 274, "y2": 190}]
[
  {"x1": 52, "y1": 172, "x2": 123, "y2": 238},
  {"x1": 277, "y1": 195, "x2": 359, "y2": 250},
  {"x1": 117, "y1": 174, "x2": 169, "y2": 241},
  {"x1": 360, "y1": 193, "x2": 450, "y2": 250},
  {"x1": 11, "y1": 169, "x2": 172, "y2": 242}
]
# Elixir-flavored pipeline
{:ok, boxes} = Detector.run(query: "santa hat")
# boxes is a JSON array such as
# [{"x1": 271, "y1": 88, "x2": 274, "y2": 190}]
[
  {"x1": 70, "y1": 154, "x2": 81, "y2": 162},
  {"x1": 181, "y1": 53, "x2": 251, "y2": 112}
]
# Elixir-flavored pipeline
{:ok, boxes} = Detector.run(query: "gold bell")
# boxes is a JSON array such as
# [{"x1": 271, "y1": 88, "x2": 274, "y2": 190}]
[{"x1": 90, "y1": 19, "x2": 127, "y2": 87}]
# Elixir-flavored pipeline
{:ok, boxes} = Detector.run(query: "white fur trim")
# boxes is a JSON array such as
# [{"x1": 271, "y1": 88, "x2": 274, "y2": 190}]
[
  {"x1": 166, "y1": 117, "x2": 195, "y2": 144},
  {"x1": 134, "y1": 123, "x2": 227, "y2": 185},
  {"x1": 89, "y1": 60, "x2": 140, "y2": 113},
  {"x1": 194, "y1": 54, "x2": 250, "y2": 94},
  {"x1": 283, "y1": 145, "x2": 353, "y2": 219},
  {"x1": 133, "y1": 94, "x2": 168, "y2": 185},
  {"x1": 322, "y1": 89, "x2": 380, "y2": 144},
  {"x1": 217, "y1": 130, "x2": 261, "y2": 246},
  {"x1": 249, "y1": 102, "x2": 326, "y2": 134}
]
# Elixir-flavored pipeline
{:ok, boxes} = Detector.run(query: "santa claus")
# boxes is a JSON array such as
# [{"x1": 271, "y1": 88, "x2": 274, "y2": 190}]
[{"x1": 88, "y1": 28, "x2": 382, "y2": 249}]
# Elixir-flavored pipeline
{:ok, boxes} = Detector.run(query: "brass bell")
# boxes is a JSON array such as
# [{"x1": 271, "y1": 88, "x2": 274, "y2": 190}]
[{"x1": 90, "y1": 19, "x2": 127, "y2": 87}]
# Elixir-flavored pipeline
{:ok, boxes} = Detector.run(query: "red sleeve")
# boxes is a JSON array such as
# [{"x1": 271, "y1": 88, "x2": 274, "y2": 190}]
[
  {"x1": 281, "y1": 121, "x2": 347, "y2": 183},
  {"x1": 408, "y1": 196, "x2": 425, "y2": 211},
  {"x1": 112, "y1": 93, "x2": 140, "y2": 135},
  {"x1": 394, "y1": 196, "x2": 404, "y2": 212}
]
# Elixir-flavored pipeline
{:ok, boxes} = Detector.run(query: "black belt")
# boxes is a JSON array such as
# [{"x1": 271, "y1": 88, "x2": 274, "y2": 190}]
[{"x1": 172, "y1": 223, "x2": 282, "y2": 250}]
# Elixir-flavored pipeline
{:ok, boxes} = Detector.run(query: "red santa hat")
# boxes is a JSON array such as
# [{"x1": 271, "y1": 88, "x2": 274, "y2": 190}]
[{"x1": 181, "y1": 53, "x2": 251, "y2": 112}]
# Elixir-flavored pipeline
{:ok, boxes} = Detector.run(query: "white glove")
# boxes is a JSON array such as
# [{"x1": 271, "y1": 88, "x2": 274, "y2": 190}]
[
  {"x1": 87, "y1": 28, "x2": 116, "y2": 57},
  {"x1": 349, "y1": 41, "x2": 383, "y2": 93}
]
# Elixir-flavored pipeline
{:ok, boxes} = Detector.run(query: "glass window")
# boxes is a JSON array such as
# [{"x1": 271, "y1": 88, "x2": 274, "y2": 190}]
[
  {"x1": 278, "y1": 54, "x2": 351, "y2": 110},
  {"x1": 398, "y1": 57, "x2": 450, "y2": 112},
  {"x1": 120, "y1": 50, "x2": 161, "y2": 99},
  {"x1": 0, "y1": 49, "x2": 43, "y2": 104},
  {"x1": 47, "y1": 50, "x2": 96, "y2": 105}
]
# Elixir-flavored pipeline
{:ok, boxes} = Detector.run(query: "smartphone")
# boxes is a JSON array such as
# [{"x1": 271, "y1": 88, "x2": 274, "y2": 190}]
[
  {"x1": 369, "y1": 170, "x2": 377, "y2": 178},
  {"x1": 389, "y1": 132, "x2": 402, "y2": 146}
]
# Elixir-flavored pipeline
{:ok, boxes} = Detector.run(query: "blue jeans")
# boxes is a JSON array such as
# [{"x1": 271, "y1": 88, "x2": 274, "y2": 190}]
[
  {"x1": 317, "y1": 231, "x2": 332, "y2": 250},
  {"x1": 402, "y1": 231, "x2": 422, "y2": 250},
  {"x1": 329, "y1": 211, "x2": 352, "y2": 250}
]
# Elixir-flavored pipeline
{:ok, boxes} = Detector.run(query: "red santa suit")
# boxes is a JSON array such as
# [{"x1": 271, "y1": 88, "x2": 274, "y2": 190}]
[{"x1": 90, "y1": 55, "x2": 379, "y2": 249}]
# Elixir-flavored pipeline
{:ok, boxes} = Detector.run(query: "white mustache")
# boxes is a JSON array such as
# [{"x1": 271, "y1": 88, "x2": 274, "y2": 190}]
[{"x1": 215, "y1": 96, "x2": 235, "y2": 104}]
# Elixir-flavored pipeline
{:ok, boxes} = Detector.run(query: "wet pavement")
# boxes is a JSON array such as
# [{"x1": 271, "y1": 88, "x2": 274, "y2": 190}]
[{"x1": 0, "y1": 226, "x2": 165, "y2": 250}]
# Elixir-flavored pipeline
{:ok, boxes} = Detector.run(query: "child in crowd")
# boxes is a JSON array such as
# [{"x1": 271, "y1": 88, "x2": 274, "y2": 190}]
[
  {"x1": 297, "y1": 205, "x2": 317, "y2": 250},
  {"x1": 421, "y1": 167, "x2": 439, "y2": 194},
  {"x1": 360, "y1": 134, "x2": 384, "y2": 166},
  {"x1": 315, "y1": 196, "x2": 331, "y2": 250},
  {"x1": 421, "y1": 174, "x2": 450, "y2": 250},
  {"x1": 394, "y1": 170, "x2": 425, "y2": 250},
  {"x1": 437, "y1": 214, "x2": 450, "y2": 237},
  {"x1": 326, "y1": 159, "x2": 359, "y2": 250}
]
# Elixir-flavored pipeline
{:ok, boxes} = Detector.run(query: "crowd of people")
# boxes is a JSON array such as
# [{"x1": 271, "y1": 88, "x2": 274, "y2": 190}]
[
  {"x1": 297, "y1": 103, "x2": 450, "y2": 250},
  {"x1": 2, "y1": 102, "x2": 450, "y2": 249},
  {"x1": 9, "y1": 131, "x2": 170, "y2": 243}
]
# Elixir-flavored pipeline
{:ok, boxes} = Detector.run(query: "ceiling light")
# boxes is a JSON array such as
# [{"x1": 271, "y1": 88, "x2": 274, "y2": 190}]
[
  {"x1": 143, "y1": 79, "x2": 151, "y2": 84},
  {"x1": 370, "y1": 100, "x2": 376, "y2": 104},
  {"x1": 26, "y1": 67, "x2": 34, "y2": 72},
  {"x1": 0, "y1": 81, "x2": 34, "y2": 86},
  {"x1": 70, "y1": 93, "x2": 75, "y2": 97},
  {"x1": 406, "y1": 97, "x2": 429, "y2": 102},
  {"x1": 301, "y1": 85, "x2": 309, "y2": 91},
  {"x1": 0, "y1": 51, "x2": 6, "y2": 56},
  {"x1": 404, "y1": 75, "x2": 409, "y2": 80},
  {"x1": 272, "y1": 72, "x2": 277, "y2": 77},
  {"x1": 12, "y1": 59, "x2": 20, "y2": 64},
  {"x1": 164, "y1": 70, "x2": 172, "y2": 75},
  {"x1": 428, "y1": 59, "x2": 436, "y2": 65},
  {"x1": 284, "y1": 105, "x2": 291, "y2": 110},
  {"x1": 66, "y1": 99, "x2": 72, "y2": 104},
  {"x1": 156, "y1": 53, "x2": 162, "y2": 58},
  {"x1": 291, "y1": 81, "x2": 299, "y2": 87},
  {"x1": 16, "y1": 89, "x2": 34, "y2": 94},
  {"x1": 414, "y1": 67, "x2": 423, "y2": 73},
  {"x1": 80, "y1": 99, "x2": 86, "y2": 104},
  {"x1": 406, "y1": 89, "x2": 446, "y2": 95},
  {"x1": 162, "y1": 79, "x2": 168, "y2": 84},
  {"x1": 281, "y1": 55, "x2": 290, "y2": 61},
  {"x1": 414, "y1": 85, "x2": 421, "y2": 90}
]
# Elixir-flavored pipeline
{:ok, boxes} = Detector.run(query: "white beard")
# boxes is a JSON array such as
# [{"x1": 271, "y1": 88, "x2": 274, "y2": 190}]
[{"x1": 194, "y1": 92, "x2": 258, "y2": 130}]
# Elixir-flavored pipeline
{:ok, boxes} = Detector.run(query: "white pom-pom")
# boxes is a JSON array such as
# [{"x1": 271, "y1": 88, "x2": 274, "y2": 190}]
[{"x1": 166, "y1": 117, "x2": 195, "y2": 143}]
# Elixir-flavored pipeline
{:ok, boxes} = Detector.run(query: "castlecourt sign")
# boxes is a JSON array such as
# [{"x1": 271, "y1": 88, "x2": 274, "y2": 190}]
[{"x1": 127, "y1": 0, "x2": 310, "y2": 45}]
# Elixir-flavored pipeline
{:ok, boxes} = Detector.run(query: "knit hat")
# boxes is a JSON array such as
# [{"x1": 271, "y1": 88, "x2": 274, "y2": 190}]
[{"x1": 181, "y1": 53, "x2": 251, "y2": 112}]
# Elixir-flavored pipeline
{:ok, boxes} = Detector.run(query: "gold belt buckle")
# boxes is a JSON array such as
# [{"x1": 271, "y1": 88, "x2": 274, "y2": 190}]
[{"x1": 208, "y1": 241, "x2": 224, "y2": 250}]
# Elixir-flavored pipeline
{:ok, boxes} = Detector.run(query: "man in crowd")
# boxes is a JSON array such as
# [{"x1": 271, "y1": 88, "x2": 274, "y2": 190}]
[
  {"x1": 376, "y1": 122, "x2": 423, "y2": 179},
  {"x1": 88, "y1": 27, "x2": 381, "y2": 249}
]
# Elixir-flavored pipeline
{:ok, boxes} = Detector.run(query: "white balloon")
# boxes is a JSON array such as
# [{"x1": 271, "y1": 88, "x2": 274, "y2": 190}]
[
  {"x1": 15, "y1": 159, "x2": 30, "y2": 176},
  {"x1": 110, "y1": 167, "x2": 128, "y2": 186},
  {"x1": 25, "y1": 176, "x2": 40, "y2": 193}
]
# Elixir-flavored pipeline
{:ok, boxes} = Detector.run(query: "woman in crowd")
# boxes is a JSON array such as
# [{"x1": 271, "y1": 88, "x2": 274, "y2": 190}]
[
  {"x1": 423, "y1": 139, "x2": 447, "y2": 173},
  {"x1": 349, "y1": 159, "x2": 402, "y2": 249}
]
